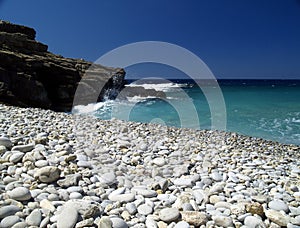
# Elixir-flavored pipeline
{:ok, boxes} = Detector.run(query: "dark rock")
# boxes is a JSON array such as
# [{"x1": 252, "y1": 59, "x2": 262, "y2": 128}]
[{"x1": 0, "y1": 20, "x2": 125, "y2": 111}]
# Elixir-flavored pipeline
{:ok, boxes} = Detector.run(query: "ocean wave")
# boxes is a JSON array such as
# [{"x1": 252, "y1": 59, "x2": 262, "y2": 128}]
[{"x1": 125, "y1": 82, "x2": 190, "y2": 92}]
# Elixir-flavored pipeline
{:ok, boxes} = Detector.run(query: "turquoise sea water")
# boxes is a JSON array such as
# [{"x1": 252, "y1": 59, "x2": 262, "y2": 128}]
[{"x1": 74, "y1": 80, "x2": 300, "y2": 145}]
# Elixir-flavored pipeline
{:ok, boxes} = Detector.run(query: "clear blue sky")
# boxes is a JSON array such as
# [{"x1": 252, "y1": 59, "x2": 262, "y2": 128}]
[{"x1": 1, "y1": 0, "x2": 300, "y2": 79}]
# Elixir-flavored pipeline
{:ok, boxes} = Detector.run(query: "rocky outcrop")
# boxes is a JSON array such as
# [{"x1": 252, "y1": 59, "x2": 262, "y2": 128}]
[{"x1": 0, "y1": 20, "x2": 125, "y2": 111}]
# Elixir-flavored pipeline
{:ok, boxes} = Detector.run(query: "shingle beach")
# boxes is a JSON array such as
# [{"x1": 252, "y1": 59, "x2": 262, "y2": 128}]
[{"x1": 0, "y1": 104, "x2": 299, "y2": 228}]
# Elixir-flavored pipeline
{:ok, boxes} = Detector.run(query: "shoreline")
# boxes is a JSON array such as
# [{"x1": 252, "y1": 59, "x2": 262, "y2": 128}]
[{"x1": 0, "y1": 103, "x2": 299, "y2": 227}]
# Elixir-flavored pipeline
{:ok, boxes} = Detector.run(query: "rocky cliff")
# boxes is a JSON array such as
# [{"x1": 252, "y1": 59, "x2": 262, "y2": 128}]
[{"x1": 0, "y1": 20, "x2": 125, "y2": 111}]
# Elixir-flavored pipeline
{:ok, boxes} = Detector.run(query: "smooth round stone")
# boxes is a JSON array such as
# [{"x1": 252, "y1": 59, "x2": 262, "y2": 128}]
[
  {"x1": 159, "y1": 208, "x2": 180, "y2": 223},
  {"x1": 213, "y1": 215, "x2": 233, "y2": 227},
  {"x1": 0, "y1": 205, "x2": 21, "y2": 219},
  {"x1": 77, "y1": 160, "x2": 92, "y2": 168},
  {"x1": 110, "y1": 217, "x2": 128, "y2": 228},
  {"x1": 12, "y1": 143, "x2": 34, "y2": 152},
  {"x1": 145, "y1": 218, "x2": 157, "y2": 228},
  {"x1": 126, "y1": 203, "x2": 137, "y2": 215},
  {"x1": 8, "y1": 187, "x2": 31, "y2": 201},
  {"x1": 265, "y1": 209, "x2": 291, "y2": 227},
  {"x1": 97, "y1": 216, "x2": 112, "y2": 228},
  {"x1": 269, "y1": 200, "x2": 289, "y2": 213},
  {"x1": 25, "y1": 209, "x2": 42, "y2": 226},
  {"x1": 109, "y1": 193, "x2": 135, "y2": 203},
  {"x1": 35, "y1": 160, "x2": 49, "y2": 167},
  {"x1": 57, "y1": 205, "x2": 78, "y2": 228},
  {"x1": 99, "y1": 172, "x2": 116, "y2": 185},
  {"x1": 152, "y1": 157, "x2": 166, "y2": 166},
  {"x1": 0, "y1": 215, "x2": 21, "y2": 228},
  {"x1": 0, "y1": 137, "x2": 12, "y2": 148},
  {"x1": 137, "y1": 204, "x2": 153, "y2": 215},
  {"x1": 133, "y1": 189, "x2": 157, "y2": 198},
  {"x1": 9, "y1": 152, "x2": 24, "y2": 163},
  {"x1": 35, "y1": 166, "x2": 61, "y2": 183},
  {"x1": 182, "y1": 203, "x2": 194, "y2": 211},
  {"x1": 210, "y1": 172, "x2": 223, "y2": 181},
  {"x1": 11, "y1": 221, "x2": 27, "y2": 228},
  {"x1": 174, "y1": 221, "x2": 189, "y2": 228},
  {"x1": 173, "y1": 178, "x2": 193, "y2": 187},
  {"x1": 244, "y1": 216, "x2": 264, "y2": 228},
  {"x1": 180, "y1": 211, "x2": 208, "y2": 226},
  {"x1": 69, "y1": 192, "x2": 83, "y2": 199},
  {"x1": 0, "y1": 145, "x2": 6, "y2": 153}
]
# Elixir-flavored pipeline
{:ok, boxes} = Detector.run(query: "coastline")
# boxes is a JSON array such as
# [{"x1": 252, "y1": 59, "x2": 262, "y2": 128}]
[{"x1": 0, "y1": 104, "x2": 299, "y2": 227}]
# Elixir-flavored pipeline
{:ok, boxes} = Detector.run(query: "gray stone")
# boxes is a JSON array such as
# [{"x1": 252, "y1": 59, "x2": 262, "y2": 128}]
[
  {"x1": 180, "y1": 211, "x2": 208, "y2": 226},
  {"x1": 57, "y1": 204, "x2": 78, "y2": 228},
  {"x1": 287, "y1": 224, "x2": 300, "y2": 228},
  {"x1": 137, "y1": 204, "x2": 153, "y2": 215},
  {"x1": 12, "y1": 143, "x2": 34, "y2": 152},
  {"x1": 9, "y1": 152, "x2": 24, "y2": 163},
  {"x1": 126, "y1": 203, "x2": 137, "y2": 215},
  {"x1": 265, "y1": 209, "x2": 291, "y2": 226},
  {"x1": 8, "y1": 187, "x2": 31, "y2": 201},
  {"x1": 35, "y1": 166, "x2": 61, "y2": 183},
  {"x1": 108, "y1": 193, "x2": 135, "y2": 203},
  {"x1": 0, "y1": 215, "x2": 21, "y2": 228},
  {"x1": 152, "y1": 157, "x2": 166, "y2": 166},
  {"x1": 210, "y1": 172, "x2": 223, "y2": 181},
  {"x1": 244, "y1": 216, "x2": 265, "y2": 228},
  {"x1": 174, "y1": 221, "x2": 189, "y2": 228},
  {"x1": 110, "y1": 217, "x2": 128, "y2": 228},
  {"x1": 0, "y1": 137, "x2": 12, "y2": 148},
  {"x1": 11, "y1": 222, "x2": 28, "y2": 228},
  {"x1": 173, "y1": 178, "x2": 193, "y2": 187},
  {"x1": 159, "y1": 208, "x2": 180, "y2": 223},
  {"x1": 213, "y1": 215, "x2": 233, "y2": 227},
  {"x1": 69, "y1": 192, "x2": 83, "y2": 199},
  {"x1": 291, "y1": 216, "x2": 300, "y2": 226},
  {"x1": 269, "y1": 200, "x2": 289, "y2": 213},
  {"x1": 145, "y1": 218, "x2": 157, "y2": 228},
  {"x1": 97, "y1": 216, "x2": 112, "y2": 228},
  {"x1": 75, "y1": 218, "x2": 94, "y2": 228},
  {"x1": 26, "y1": 209, "x2": 42, "y2": 226},
  {"x1": 99, "y1": 172, "x2": 116, "y2": 185},
  {"x1": 132, "y1": 188, "x2": 157, "y2": 198},
  {"x1": 57, "y1": 174, "x2": 81, "y2": 187},
  {"x1": 0, "y1": 205, "x2": 21, "y2": 219}
]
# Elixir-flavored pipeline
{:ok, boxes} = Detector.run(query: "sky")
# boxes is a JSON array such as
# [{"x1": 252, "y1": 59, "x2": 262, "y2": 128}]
[{"x1": 1, "y1": 0, "x2": 300, "y2": 79}]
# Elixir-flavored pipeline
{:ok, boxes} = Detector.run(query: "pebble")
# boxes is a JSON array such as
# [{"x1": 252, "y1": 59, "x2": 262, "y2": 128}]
[
  {"x1": 0, "y1": 137, "x2": 12, "y2": 148},
  {"x1": 12, "y1": 143, "x2": 34, "y2": 152},
  {"x1": 180, "y1": 211, "x2": 208, "y2": 226},
  {"x1": 109, "y1": 193, "x2": 135, "y2": 203},
  {"x1": 7, "y1": 187, "x2": 31, "y2": 201},
  {"x1": 9, "y1": 152, "x2": 24, "y2": 163},
  {"x1": 159, "y1": 208, "x2": 180, "y2": 223},
  {"x1": 110, "y1": 217, "x2": 128, "y2": 228},
  {"x1": 265, "y1": 209, "x2": 291, "y2": 226},
  {"x1": 126, "y1": 203, "x2": 137, "y2": 215},
  {"x1": 213, "y1": 215, "x2": 233, "y2": 227},
  {"x1": 0, "y1": 205, "x2": 21, "y2": 219},
  {"x1": 174, "y1": 221, "x2": 189, "y2": 228},
  {"x1": 269, "y1": 199, "x2": 289, "y2": 212},
  {"x1": 137, "y1": 204, "x2": 153, "y2": 215},
  {"x1": 57, "y1": 204, "x2": 78, "y2": 228},
  {"x1": 35, "y1": 166, "x2": 61, "y2": 183},
  {"x1": 25, "y1": 209, "x2": 42, "y2": 226},
  {"x1": 244, "y1": 216, "x2": 265, "y2": 228},
  {"x1": 0, "y1": 215, "x2": 21, "y2": 228}
]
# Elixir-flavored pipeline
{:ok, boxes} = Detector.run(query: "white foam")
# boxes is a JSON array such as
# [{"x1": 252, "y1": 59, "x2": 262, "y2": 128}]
[
  {"x1": 126, "y1": 82, "x2": 189, "y2": 92},
  {"x1": 72, "y1": 102, "x2": 107, "y2": 114}
]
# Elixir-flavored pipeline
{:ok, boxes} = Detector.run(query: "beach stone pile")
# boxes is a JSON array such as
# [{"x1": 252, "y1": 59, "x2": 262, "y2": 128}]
[{"x1": 0, "y1": 104, "x2": 299, "y2": 228}]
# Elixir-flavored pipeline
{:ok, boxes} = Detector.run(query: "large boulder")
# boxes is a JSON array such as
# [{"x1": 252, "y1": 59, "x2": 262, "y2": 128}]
[{"x1": 0, "y1": 20, "x2": 125, "y2": 111}]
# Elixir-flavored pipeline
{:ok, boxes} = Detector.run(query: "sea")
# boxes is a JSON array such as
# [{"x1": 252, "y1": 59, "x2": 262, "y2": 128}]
[{"x1": 73, "y1": 79, "x2": 300, "y2": 146}]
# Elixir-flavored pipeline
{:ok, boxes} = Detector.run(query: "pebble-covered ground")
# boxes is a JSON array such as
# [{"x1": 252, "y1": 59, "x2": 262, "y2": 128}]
[{"x1": 0, "y1": 104, "x2": 299, "y2": 228}]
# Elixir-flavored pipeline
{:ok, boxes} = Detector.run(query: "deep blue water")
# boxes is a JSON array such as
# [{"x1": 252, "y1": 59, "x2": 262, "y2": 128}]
[{"x1": 74, "y1": 79, "x2": 300, "y2": 145}]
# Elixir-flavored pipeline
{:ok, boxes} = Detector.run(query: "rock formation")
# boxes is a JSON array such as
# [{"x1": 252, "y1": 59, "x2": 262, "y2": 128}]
[
  {"x1": 0, "y1": 20, "x2": 167, "y2": 112},
  {"x1": 0, "y1": 20, "x2": 125, "y2": 111}
]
